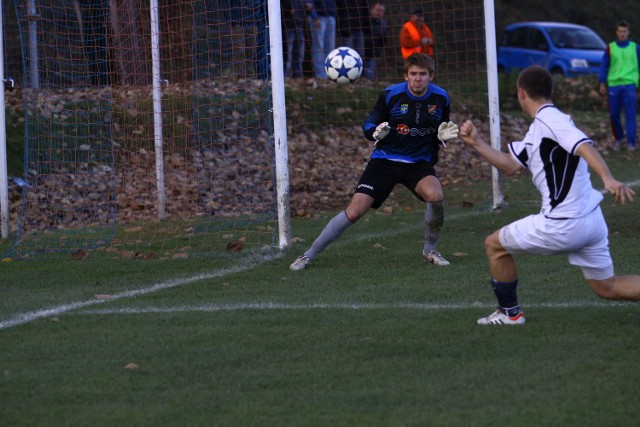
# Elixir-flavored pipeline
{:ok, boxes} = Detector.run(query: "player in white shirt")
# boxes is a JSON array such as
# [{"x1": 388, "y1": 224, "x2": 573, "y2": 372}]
[{"x1": 459, "y1": 65, "x2": 639, "y2": 325}]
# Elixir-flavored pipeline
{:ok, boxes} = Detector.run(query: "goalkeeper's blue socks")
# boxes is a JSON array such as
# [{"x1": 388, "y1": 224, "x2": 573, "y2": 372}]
[{"x1": 491, "y1": 278, "x2": 522, "y2": 317}]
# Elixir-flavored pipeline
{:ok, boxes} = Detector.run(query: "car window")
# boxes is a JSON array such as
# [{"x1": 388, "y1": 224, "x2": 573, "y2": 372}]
[
  {"x1": 531, "y1": 29, "x2": 548, "y2": 51},
  {"x1": 573, "y1": 28, "x2": 606, "y2": 49},
  {"x1": 554, "y1": 31, "x2": 572, "y2": 48},
  {"x1": 546, "y1": 27, "x2": 606, "y2": 50},
  {"x1": 503, "y1": 28, "x2": 529, "y2": 48}
]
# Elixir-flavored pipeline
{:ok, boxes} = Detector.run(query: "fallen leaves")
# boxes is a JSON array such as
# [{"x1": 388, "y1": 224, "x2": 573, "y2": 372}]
[
  {"x1": 70, "y1": 249, "x2": 89, "y2": 261},
  {"x1": 225, "y1": 239, "x2": 245, "y2": 253},
  {"x1": 3, "y1": 80, "x2": 618, "y2": 244}
]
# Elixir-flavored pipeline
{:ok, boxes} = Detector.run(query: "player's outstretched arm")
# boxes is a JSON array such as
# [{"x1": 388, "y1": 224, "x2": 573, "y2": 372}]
[
  {"x1": 576, "y1": 143, "x2": 636, "y2": 205},
  {"x1": 458, "y1": 120, "x2": 522, "y2": 175}
]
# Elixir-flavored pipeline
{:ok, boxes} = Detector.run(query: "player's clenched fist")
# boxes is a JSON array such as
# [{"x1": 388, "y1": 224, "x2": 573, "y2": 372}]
[{"x1": 459, "y1": 120, "x2": 479, "y2": 144}]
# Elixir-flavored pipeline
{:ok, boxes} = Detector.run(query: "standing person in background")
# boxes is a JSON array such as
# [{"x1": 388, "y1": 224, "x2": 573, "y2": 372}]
[
  {"x1": 364, "y1": 2, "x2": 388, "y2": 80},
  {"x1": 598, "y1": 20, "x2": 640, "y2": 152},
  {"x1": 229, "y1": 1, "x2": 269, "y2": 79},
  {"x1": 290, "y1": 53, "x2": 459, "y2": 271},
  {"x1": 282, "y1": 0, "x2": 312, "y2": 78},
  {"x1": 309, "y1": 0, "x2": 337, "y2": 79},
  {"x1": 335, "y1": 0, "x2": 370, "y2": 58},
  {"x1": 399, "y1": 6, "x2": 434, "y2": 59}
]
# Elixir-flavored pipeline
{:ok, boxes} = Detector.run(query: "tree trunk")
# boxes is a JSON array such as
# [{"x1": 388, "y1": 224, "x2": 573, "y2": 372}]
[{"x1": 109, "y1": 0, "x2": 149, "y2": 86}]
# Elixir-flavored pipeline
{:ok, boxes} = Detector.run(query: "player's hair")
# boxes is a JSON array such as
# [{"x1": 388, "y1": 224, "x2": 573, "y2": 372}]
[
  {"x1": 517, "y1": 65, "x2": 553, "y2": 100},
  {"x1": 617, "y1": 20, "x2": 630, "y2": 30},
  {"x1": 403, "y1": 53, "x2": 435, "y2": 75}
]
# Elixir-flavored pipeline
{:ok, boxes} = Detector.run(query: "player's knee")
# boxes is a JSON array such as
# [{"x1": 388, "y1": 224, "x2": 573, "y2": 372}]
[
  {"x1": 484, "y1": 232, "x2": 501, "y2": 256},
  {"x1": 422, "y1": 190, "x2": 443, "y2": 202},
  {"x1": 344, "y1": 207, "x2": 365, "y2": 223}
]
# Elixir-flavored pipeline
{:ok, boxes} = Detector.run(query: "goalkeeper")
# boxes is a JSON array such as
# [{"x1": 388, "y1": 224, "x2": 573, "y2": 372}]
[{"x1": 291, "y1": 53, "x2": 458, "y2": 271}]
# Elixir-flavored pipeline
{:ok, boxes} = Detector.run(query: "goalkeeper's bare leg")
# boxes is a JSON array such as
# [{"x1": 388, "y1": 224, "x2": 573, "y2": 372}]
[{"x1": 290, "y1": 194, "x2": 374, "y2": 271}]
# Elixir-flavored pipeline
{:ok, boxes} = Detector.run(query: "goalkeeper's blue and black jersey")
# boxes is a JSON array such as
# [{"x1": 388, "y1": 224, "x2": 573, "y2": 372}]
[{"x1": 362, "y1": 82, "x2": 451, "y2": 164}]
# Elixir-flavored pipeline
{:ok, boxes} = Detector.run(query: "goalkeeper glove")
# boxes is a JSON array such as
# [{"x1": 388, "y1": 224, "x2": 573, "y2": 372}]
[
  {"x1": 373, "y1": 122, "x2": 390, "y2": 147},
  {"x1": 437, "y1": 121, "x2": 459, "y2": 147}
]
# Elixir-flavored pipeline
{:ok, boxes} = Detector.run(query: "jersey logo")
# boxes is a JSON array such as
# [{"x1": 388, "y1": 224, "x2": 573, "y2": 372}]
[
  {"x1": 400, "y1": 104, "x2": 409, "y2": 114},
  {"x1": 396, "y1": 124, "x2": 410, "y2": 134},
  {"x1": 428, "y1": 104, "x2": 437, "y2": 114},
  {"x1": 396, "y1": 123, "x2": 433, "y2": 136}
]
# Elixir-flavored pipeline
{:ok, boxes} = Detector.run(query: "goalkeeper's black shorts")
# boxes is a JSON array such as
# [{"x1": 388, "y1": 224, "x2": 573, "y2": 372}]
[{"x1": 354, "y1": 158, "x2": 438, "y2": 209}]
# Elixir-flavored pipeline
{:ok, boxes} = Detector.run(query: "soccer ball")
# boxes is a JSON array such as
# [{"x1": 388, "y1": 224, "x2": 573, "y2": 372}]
[{"x1": 324, "y1": 47, "x2": 363, "y2": 85}]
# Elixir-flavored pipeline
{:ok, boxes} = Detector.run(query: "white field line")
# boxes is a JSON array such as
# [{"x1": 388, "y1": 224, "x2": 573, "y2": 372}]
[
  {"x1": 0, "y1": 251, "x2": 284, "y2": 330},
  {"x1": 2, "y1": 179, "x2": 639, "y2": 331},
  {"x1": 73, "y1": 300, "x2": 627, "y2": 316},
  {"x1": 0, "y1": 209, "x2": 486, "y2": 331}
]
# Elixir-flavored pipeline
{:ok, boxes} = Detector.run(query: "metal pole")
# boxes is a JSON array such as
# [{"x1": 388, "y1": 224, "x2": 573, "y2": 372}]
[
  {"x1": 27, "y1": 0, "x2": 39, "y2": 89},
  {"x1": 0, "y1": 0, "x2": 9, "y2": 238},
  {"x1": 267, "y1": 0, "x2": 291, "y2": 248},
  {"x1": 483, "y1": 0, "x2": 504, "y2": 210},
  {"x1": 149, "y1": 0, "x2": 167, "y2": 219}
]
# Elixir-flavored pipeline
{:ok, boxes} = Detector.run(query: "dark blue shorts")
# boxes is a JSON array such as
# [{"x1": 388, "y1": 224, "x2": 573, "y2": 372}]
[{"x1": 355, "y1": 158, "x2": 438, "y2": 209}]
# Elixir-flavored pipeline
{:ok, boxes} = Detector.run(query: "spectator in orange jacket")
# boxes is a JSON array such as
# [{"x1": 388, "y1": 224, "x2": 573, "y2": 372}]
[{"x1": 400, "y1": 7, "x2": 433, "y2": 59}]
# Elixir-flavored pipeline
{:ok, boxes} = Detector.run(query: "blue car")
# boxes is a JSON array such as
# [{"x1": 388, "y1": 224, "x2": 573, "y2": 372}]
[{"x1": 497, "y1": 22, "x2": 606, "y2": 76}]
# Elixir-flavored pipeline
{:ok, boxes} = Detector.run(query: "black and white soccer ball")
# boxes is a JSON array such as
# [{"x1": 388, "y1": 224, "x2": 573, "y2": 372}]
[{"x1": 324, "y1": 47, "x2": 363, "y2": 85}]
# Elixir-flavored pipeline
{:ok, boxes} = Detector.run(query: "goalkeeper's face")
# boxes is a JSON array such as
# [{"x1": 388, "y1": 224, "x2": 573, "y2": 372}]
[{"x1": 404, "y1": 65, "x2": 431, "y2": 97}]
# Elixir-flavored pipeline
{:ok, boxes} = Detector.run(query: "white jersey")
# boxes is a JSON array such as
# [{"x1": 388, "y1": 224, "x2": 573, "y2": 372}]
[{"x1": 508, "y1": 104, "x2": 603, "y2": 219}]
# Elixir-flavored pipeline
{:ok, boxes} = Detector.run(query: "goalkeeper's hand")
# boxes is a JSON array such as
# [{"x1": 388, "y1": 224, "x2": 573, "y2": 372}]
[
  {"x1": 373, "y1": 122, "x2": 390, "y2": 147},
  {"x1": 437, "y1": 121, "x2": 459, "y2": 148}
]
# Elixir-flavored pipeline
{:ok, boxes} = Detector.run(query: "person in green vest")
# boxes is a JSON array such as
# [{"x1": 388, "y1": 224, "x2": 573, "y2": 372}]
[{"x1": 598, "y1": 20, "x2": 640, "y2": 152}]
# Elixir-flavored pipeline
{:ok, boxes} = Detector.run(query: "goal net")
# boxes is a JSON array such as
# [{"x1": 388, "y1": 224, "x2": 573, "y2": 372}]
[
  {"x1": 5, "y1": 0, "x2": 492, "y2": 258},
  {"x1": 9, "y1": 0, "x2": 277, "y2": 258}
]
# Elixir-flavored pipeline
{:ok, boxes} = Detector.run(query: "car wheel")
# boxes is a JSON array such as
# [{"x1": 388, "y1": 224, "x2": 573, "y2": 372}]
[{"x1": 550, "y1": 67, "x2": 564, "y2": 76}]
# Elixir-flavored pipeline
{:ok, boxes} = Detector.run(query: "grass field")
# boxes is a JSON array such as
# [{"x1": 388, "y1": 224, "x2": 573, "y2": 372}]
[{"x1": 1, "y1": 149, "x2": 640, "y2": 426}]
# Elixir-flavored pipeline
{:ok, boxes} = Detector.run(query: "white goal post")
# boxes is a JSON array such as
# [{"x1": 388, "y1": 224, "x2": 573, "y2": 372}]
[
  {"x1": 267, "y1": 0, "x2": 292, "y2": 249},
  {"x1": 483, "y1": 0, "x2": 504, "y2": 210}
]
